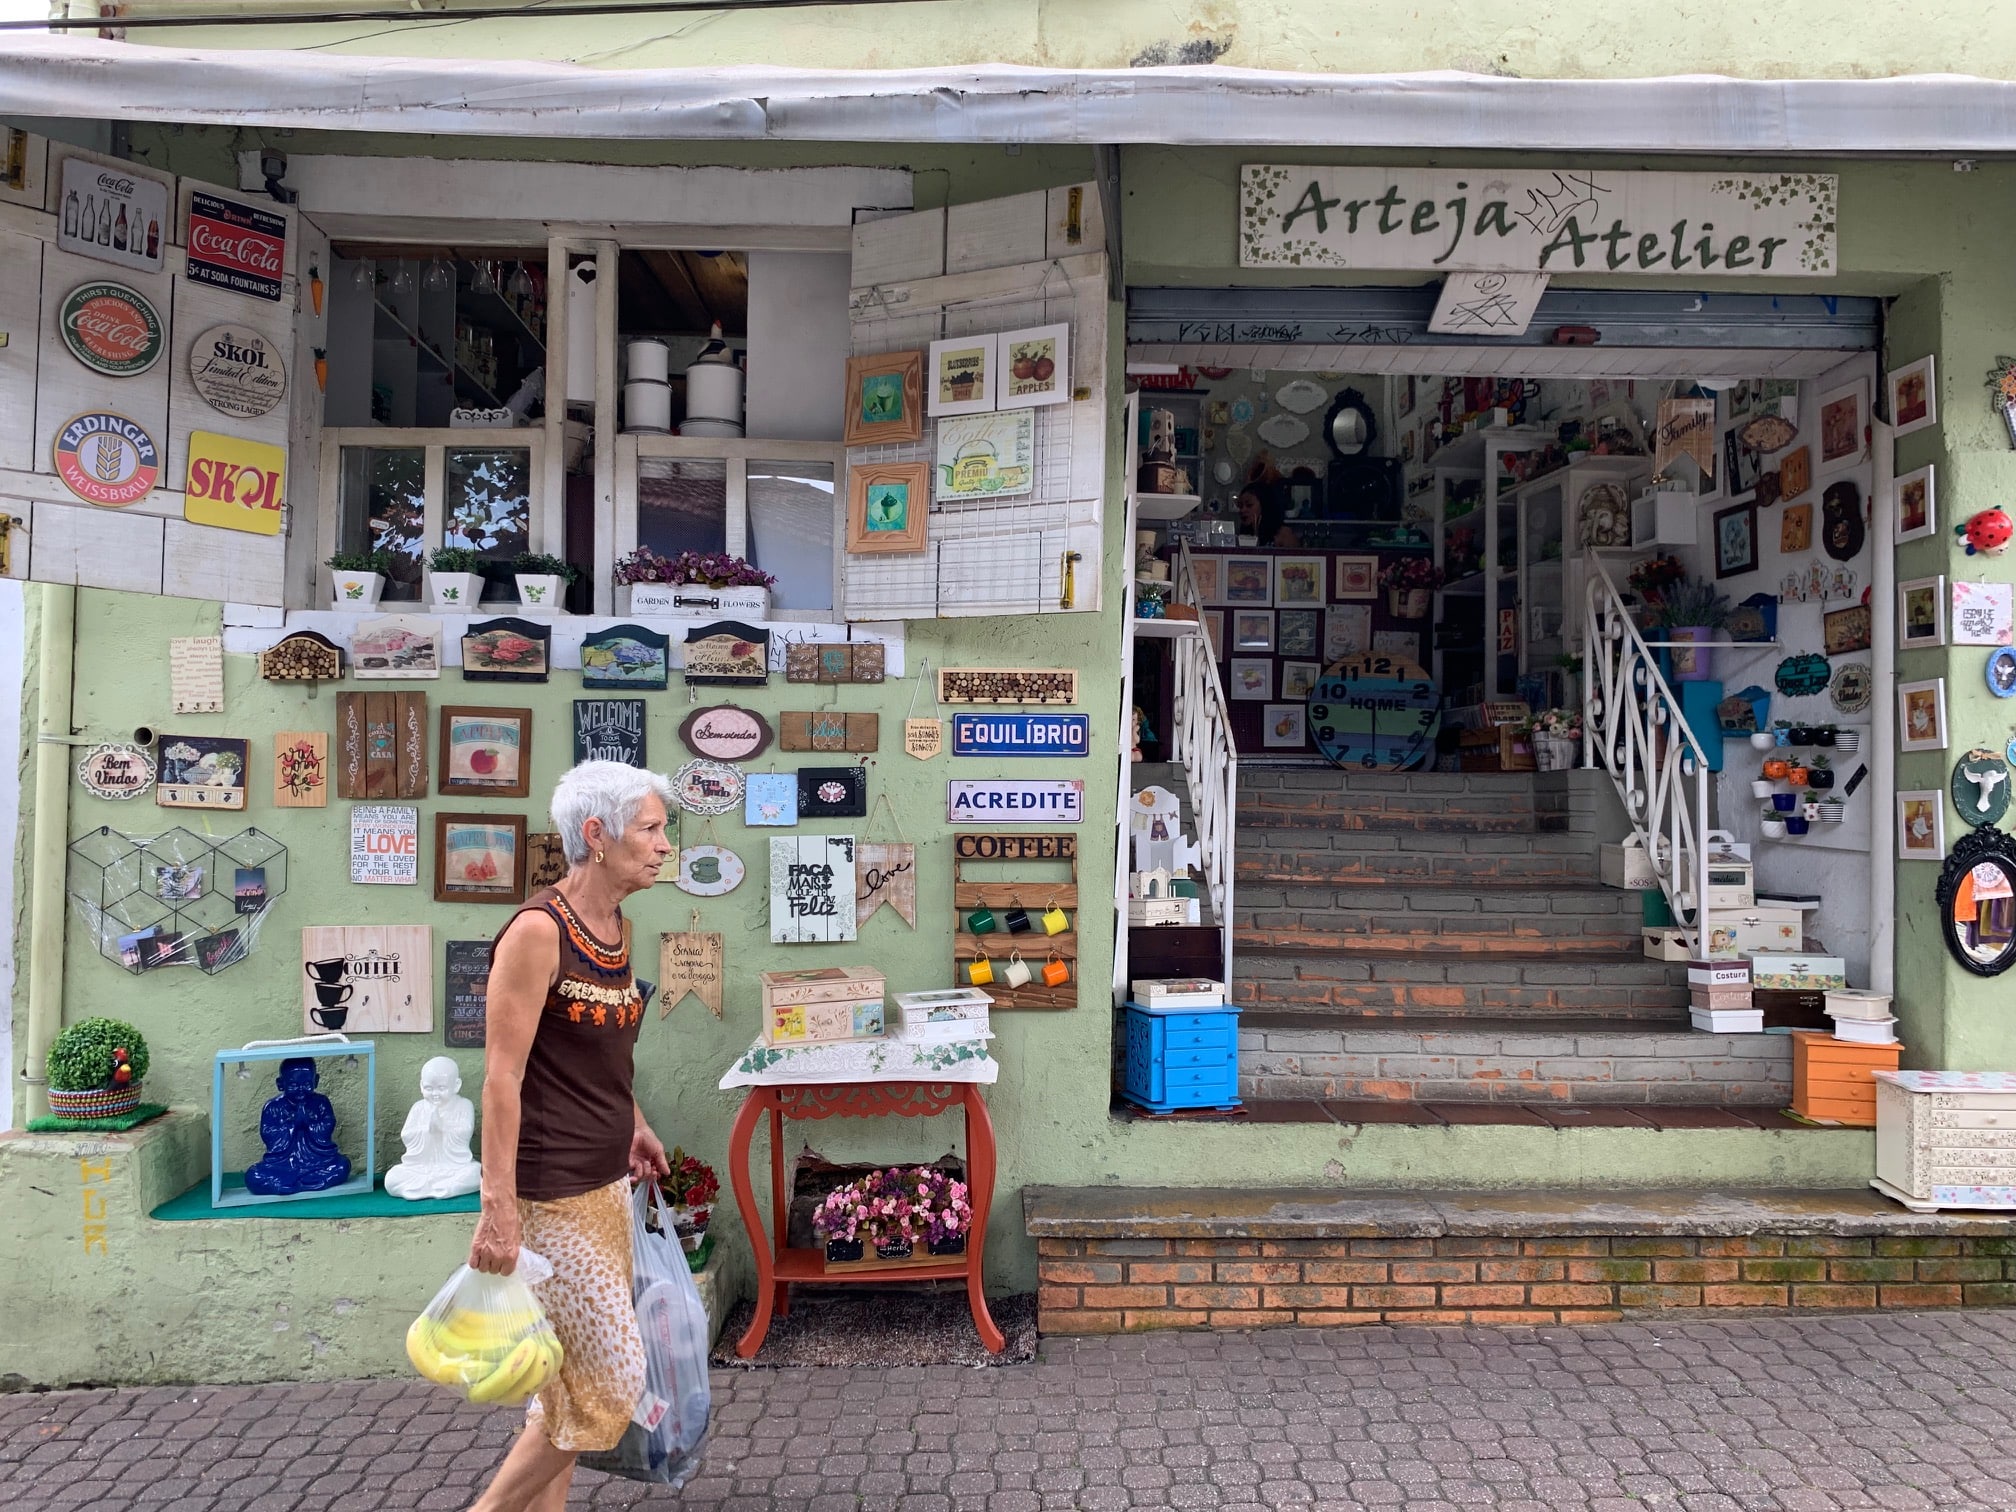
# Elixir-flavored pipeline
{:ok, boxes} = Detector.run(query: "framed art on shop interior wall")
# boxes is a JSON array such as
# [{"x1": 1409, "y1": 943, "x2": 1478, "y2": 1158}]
[
  {"x1": 845, "y1": 461, "x2": 930, "y2": 554},
  {"x1": 1817, "y1": 378, "x2": 1869, "y2": 468},
  {"x1": 1898, "y1": 789, "x2": 1946, "y2": 860},
  {"x1": 1896, "y1": 464, "x2": 1936, "y2": 543},
  {"x1": 1898, "y1": 576, "x2": 1946, "y2": 651},
  {"x1": 1261, "y1": 704, "x2": 1307, "y2": 749},
  {"x1": 1231, "y1": 611, "x2": 1274, "y2": 653},
  {"x1": 1712, "y1": 502, "x2": 1757, "y2": 578},
  {"x1": 1188, "y1": 555, "x2": 1222, "y2": 605},
  {"x1": 1200, "y1": 610, "x2": 1224, "y2": 657},
  {"x1": 1273, "y1": 555, "x2": 1326, "y2": 607},
  {"x1": 1898, "y1": 678, "x2": 1948, "y2": 753},
  {"x1": 1280, "y1": 661, "x2": 1321, "y2": 702},
  {"x1": 1888, "y1": 355, "x2": 1937, "y2": 438},
  {"x1": 841, "y1": 349, "x2": 925, "y2": 447},
  {"x1": 1227, "y1": 659, "x2": 1273, "y2": 700},
  {"x1": 1220, "y1": 556, "x2": 1273, "y2": 606},
  {"x1": 995, "y1": 322, "x2": 1070, "y2": 410},
  {"x1": 1332, "y1": 555, "x2": 1378, "y2": 600},
  {"x1": 927, "y1": 333, "x2": 996, "y2": 416},
  {"x1": 1276, "y1": 609, "x2": 1320, "y2": 659}
]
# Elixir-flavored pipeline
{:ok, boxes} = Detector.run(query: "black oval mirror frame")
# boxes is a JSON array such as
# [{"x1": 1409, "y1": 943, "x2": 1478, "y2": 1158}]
[
  {"x1": 1323, "y1": 388, "x2": 1379, "y2": 459},
  {"x1": 1935, "y1": 825, "x2": 2016, "y2": 977}
]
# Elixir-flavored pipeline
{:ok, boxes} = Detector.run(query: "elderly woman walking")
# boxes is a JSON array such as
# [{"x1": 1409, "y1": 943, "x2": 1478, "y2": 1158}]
[{"x1": 465, "y1": 760, "x2": 675, "y2": 1512}]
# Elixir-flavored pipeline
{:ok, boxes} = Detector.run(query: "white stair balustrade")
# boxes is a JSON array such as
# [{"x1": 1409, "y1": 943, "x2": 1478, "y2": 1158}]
[
  {"x1": 1171, "y1": 543, "x2": 1237, "y2": 986},
  {"x1": 1583, "y1": 554, "x2": 1714, "y2": 953}
]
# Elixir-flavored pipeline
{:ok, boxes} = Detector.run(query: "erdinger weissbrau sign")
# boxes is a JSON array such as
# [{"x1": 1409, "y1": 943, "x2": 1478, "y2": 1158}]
[
  {"x1": 1241, "y1": 167, "x2": 1837, "y2": 276},
  {"x1": 185, "y1": 190, "x2": 287, "y2": 302}
]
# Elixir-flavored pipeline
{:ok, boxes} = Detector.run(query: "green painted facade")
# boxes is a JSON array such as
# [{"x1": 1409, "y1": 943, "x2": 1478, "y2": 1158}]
[{"x1": 6, "y1": 21, "x2": 2016, "y2": 1385}]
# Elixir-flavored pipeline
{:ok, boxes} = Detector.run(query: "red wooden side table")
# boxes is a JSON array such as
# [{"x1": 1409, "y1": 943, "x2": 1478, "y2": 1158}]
[{"x1": 726, "y1": 1079, "x2": 1005, "y2": 1358}]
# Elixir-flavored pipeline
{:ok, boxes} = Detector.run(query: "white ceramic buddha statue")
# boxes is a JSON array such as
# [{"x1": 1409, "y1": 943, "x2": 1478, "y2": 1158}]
[{"x1": 385, "y1": 1056, "x2": 481, "y2": 1200}]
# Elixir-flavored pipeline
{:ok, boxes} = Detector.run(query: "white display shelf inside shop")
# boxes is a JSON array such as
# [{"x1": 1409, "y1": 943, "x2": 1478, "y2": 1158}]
[
  {"x1": 220, "y1": 609, "x2": 905, "y2": 674},
  {"x1": 1136, "y1": 492, "x2": 1203, "y2": 521},
  {"x1": 1132, "y1": 617, "x2": 1201, "y2": 638}
]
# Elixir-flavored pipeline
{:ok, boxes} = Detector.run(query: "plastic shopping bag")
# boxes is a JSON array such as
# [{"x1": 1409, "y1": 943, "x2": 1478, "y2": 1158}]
[
  {"x1": 405, "y1": 1248, "x2": 563, "y2": 1407},
  {"x1": 578, "y1": 1181, "x2": 712, "y2": 1486}
]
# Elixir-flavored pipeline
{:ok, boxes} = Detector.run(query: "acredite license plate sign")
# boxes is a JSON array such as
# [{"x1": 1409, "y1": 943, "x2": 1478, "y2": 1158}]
[{"x1": 185, "y1": 190, "x2": 287, "y2": 302}]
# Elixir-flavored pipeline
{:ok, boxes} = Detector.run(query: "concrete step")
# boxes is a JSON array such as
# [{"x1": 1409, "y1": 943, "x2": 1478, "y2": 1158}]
[
  {"x1": 1230, "y1": 948, "x2": 1688, "y2": 1018},
  {"x1": 1238, "y1": 835, "x2": 1603, "y2": 887},
  {"x1": 1237, "y1": 799, "x2": 1566, "y2": 835},
  {"x1": 1233, "y1": 883, "x2": 1643, "y2": 956},
  {"x1": 1234, "y1": 1015, "x2": 1791, "y2": 1106}
]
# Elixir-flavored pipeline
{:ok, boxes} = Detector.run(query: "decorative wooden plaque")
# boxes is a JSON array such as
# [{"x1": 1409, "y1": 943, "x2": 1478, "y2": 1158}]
[
  {"x1": 936, "y1": 667, "x2": 1077, "y2": 705},
  {"x1": 523, "y1": 832, "x2": 567, "y2": 897},
  {"x1": 335, "y1": 692, "x2": 428, "y2": 799},
  {"x1": 300, "y1": 923, "x2": 433, "y2": 1034},
  {"x1": 259, "y1": 630, "x2": 343, "y2": 684},
  {"x1": 786, "y1": 642, "x2": 885, "y2": 684},
  {"x1": 659, "y1": 929, "x2": 725, "y2": 1018},
  {"x1": 857, "y1": 841, "x2": 918, "y2": 928},
  {"x1": 951, "y1": 831, "x2": 1078, "y2": 1009},
  {"x1": 683, "y1": 621, "x2": 770, "y2": 686},
  {"x1": 580, "y1": 623, "x2": 670, "y2": 691},
  {"x1": 462, "y1": 617, "x2": 551, "y2": 683},
  {"x1": 679, "y1": 704, "x2": 774, "y2": 762},
  {"x1": 779, "y1": 711, "x2": 880, "y2": 753}
]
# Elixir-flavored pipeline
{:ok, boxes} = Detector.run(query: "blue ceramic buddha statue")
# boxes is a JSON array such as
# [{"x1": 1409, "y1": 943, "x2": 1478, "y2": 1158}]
[{"x1": 243, "y1": 1057, "x2": 353, "y2": 1195}]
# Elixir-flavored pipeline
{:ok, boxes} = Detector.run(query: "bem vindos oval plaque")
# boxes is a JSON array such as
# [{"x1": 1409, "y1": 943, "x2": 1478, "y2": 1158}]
[{"x1": 678, "y1": 704, "x2": 773, "y2": 762}]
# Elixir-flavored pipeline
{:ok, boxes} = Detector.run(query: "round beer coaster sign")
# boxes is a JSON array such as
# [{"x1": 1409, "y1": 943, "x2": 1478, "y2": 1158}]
[
  {"x1": 58, "y1": 281, "x2": 164, "y2": 377},
  {"x1": 188, "y1": 323, "x2": 287, "y2": 419},
  {"x1": 52, "y1": 411, "x2": 160, "y2": 508}
]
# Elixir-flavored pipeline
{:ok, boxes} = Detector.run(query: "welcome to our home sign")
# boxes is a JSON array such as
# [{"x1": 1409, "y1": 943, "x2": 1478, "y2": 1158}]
[{"x1": 1240, "y1": 167, "x2": 1837, "y2": 277}]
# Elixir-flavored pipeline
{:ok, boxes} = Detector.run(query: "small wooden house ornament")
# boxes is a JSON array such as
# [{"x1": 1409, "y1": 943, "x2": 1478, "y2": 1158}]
[{"x1": 259, "y1": 630, "x2": 344, "y2": 686}]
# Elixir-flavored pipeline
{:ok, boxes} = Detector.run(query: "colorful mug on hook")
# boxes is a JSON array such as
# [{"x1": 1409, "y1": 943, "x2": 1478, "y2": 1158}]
[
  {"x1": 1040, "y1": 904, "x2": 1070, "y2": 935},
  {"x1": 967, "y1": 907, "x2": 997, "y2": 935},
  {"x1": 967, "y1": 953, "x2": 995, "y2": 987},
  {"x1": 1042, "y1": 954, "x2": 1070, "y2": 988},
  {"x1": 1003, "y1": 952, "x2": 1033, "y2": 988}
]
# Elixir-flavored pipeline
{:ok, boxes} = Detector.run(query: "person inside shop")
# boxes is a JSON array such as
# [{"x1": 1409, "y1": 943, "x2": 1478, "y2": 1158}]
[
  {"x1": 1236, "y1": 456, "x2": 1302, "y2": 548},
  {"x1": 464, "y1": 760, "x2": 676, "y2": 1512}
]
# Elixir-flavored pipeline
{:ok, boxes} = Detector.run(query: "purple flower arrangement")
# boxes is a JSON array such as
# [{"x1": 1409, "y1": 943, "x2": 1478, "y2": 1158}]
[
  {"x1": 612, "y1": 548, "x2": 775, "y2": 589},
  {"x1": 811, "y1": 1166, "x2": 973, "y2": 1252}
]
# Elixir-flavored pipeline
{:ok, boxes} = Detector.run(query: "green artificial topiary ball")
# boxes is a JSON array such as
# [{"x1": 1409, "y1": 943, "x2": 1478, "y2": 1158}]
[{"x1": 46, "y1": 1017, "x2": 150, "y2": 1092}]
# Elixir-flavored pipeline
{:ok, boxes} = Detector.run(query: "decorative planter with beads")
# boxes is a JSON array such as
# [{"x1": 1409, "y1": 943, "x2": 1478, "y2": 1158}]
[{"x1": 45, "y1": 1016, "x2": 150, "y2": 1121}]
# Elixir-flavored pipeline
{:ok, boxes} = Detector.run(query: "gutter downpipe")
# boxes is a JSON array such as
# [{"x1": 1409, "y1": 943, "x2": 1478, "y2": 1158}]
[
  {"x1": 1868, "y1": 421, "x2": 1895, "y2": 998},
  {"x1": 22, "y1": 584, "x2": 74, "y2": 1123}
]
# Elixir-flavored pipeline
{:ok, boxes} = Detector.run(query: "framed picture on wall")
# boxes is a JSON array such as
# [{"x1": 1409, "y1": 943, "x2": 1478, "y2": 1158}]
[
  {"x1": 841, "y1": 350, "x2": 925, "y2": 446},
  {"x1": 1780, "y1": 503, "x2": 1813, "y2": 553},
  {"x1": 1898, "y1": 678, "x2": 1948, "y2": 753},
  {"x1": 1274, "y1": 555, "x2": 1326, "y2": 607},
  {"x1": 1896, "y1": 464, "x2": 1936, "y2": 543},
  {"x1": 1898, "y1": 789, "x2": 1946, "y2": 860},
  {"x1": 1713, "y1": 503, "x2": 1758, "y2": 578},
  {"x1": 1325, "y1": 605, "x2": 1371, "y2": 661},
  {"x1": 1232, "y1": 611, "x2": 1275, "y2": 653},
  {"x1": 1276, "y1": 609, "x2": 1320, "y2": 659},
  {"x1": 1823, "y1": 604, "x2": 1872, "y2": 656},
  {"x1": 1332, "y1": 555, "x2": 1378, "y2": 601},
  {"x1": 1888, "y1": 355, "x2": 1937, "y2": 437},
  {"x1": 1221, "y1": 556, "x2": 1273, "y2": 606},
  {"x1": 1818, "y1": 378, "x2": 1868, "y2": 467},
  {"x1": 435, "y1": 812, "x2": 528, "y2": 904},
  {"x1": 1898, "y1": 575, "x2": 1947, "y2": 650},
  {"x1": 1280, "y1": 661, "x2": 1321, "y2": 701},
  {"x1": 996, "y1": 322, "x2": 1070, "y2": 410},
  {"x1": 927, "y1": 333, "x2": 996, "y2": 416},
  {"x1": 1227, "y1": 659, "x2": 1273, "y2": 700},
  {"x1": 1261, "y1": 704, "x2": 1307, "y2": 748},
  {"x1": 1200, "y1": 610, "x2": 1225, "y2": 657},
  {"x1": 846, "y1": 461, "x2": 931, "y2": 554}
]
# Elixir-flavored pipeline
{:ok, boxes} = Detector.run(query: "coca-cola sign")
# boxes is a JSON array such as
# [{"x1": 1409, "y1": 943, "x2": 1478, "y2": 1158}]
[
  {"x1": 185, "y1": 189, "x2": 287, "y2": 302},
  {"x1": 55, "y1": 154, "x2": 169, "y2": 275},
  {"x1": 58, "y1": 281, "x2": 164, "y2": 377},
  {"x1": 189, "y1": 323, "x2": 287, "y2": 419}
]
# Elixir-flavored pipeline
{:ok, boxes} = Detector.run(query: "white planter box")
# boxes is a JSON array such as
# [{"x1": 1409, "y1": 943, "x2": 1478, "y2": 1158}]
[
  {"x1": 515, "y1": 573, "x2": 566, "y2": 612},
  {"x1": 331, "y1": 571, "x2": 385, "y2": 611},
  {"x1": 625, "y1": 582, "x2": 770, "y2": 620},
  {"x1": 1600, "y1": 836, "x2": 1659, "y2": 891},
  {"x1": 1632, "y1": 486, "x2": 1699, "y2": 547},
  {"x1": 428, "y1": 571, "x2": 484, "y2": 610}
]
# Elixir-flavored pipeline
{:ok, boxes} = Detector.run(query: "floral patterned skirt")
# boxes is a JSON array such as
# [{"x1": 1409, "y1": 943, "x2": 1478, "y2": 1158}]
[{"x1": 518, "y1": 1176, "x2": 644, "y2": 1453}]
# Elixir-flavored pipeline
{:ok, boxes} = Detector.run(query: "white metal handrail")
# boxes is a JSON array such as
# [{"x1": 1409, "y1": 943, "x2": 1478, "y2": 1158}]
[
  {"x1": 1583, "y1": 554, "x2": 1713, "y2": 951},
  {"x1": 1173, "y1": 543, "x2": 1237, "y2": 985}
]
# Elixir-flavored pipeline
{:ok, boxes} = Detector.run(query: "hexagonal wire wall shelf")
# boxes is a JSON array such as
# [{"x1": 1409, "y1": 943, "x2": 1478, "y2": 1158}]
[{"x1": 67, "y1": 826, "x2": 289, "y2": 974}]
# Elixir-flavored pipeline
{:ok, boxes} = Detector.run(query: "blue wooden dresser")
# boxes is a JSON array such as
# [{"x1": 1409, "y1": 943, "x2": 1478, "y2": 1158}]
[{"x1": 1121, "y1": 1002, "x2": 1241, "y2": 1113}]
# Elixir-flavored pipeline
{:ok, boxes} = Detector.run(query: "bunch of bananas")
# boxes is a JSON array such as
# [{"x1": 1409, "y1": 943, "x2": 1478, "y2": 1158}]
[{"x1": 406, "y1": 1309, "x2": 565, "y2": 1406}]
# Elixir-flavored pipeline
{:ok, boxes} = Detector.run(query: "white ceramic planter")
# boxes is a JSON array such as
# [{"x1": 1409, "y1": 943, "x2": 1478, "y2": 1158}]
[
  {"x1": 625, "y1": 582, "x2": 770, "y2": 620},
  {"x1": 1760, "y1": 819, "x2": 1788, "y2": 839},
  {"x1": 515, "y1": 573, "x2": 565, "y2": 612},
  {"x1": 1750, "y1": 780, "x2": 1775, "y2": 799},
  {"x1": 331, "y1": 571, "x2": 385, "y2": 610},
  {"x1": 1835, "y1": 730, "x2": 1862, "y2": 753},
  {"x1": 1749, "y1": 732, "x2": 1777, "y2": 751},
  {"x1": 428, "y1": 571, "x2": 484, "y2": 609}
]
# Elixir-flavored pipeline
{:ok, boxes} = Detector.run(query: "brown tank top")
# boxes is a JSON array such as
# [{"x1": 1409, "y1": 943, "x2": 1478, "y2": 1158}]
[{"x1": 497, "y1": 887, "x2": 644, "y2": 1202}]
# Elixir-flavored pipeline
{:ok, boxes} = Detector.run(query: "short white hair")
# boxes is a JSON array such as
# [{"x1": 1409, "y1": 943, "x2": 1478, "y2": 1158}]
[{"x1": 550, "y1": 760, "x2": 677, "y2": 865}]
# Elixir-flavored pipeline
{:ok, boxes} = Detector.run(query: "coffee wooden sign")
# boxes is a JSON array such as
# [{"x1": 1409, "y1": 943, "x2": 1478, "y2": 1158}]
[{"x1": 954, "y1": 832, "x2": 1077, "y2": 862}]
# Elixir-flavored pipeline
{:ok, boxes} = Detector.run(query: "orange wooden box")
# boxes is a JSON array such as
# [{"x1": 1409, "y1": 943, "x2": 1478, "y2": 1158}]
[{"x1": 1790, "y1": 1030, "x2": 1901, "y2": 1126}]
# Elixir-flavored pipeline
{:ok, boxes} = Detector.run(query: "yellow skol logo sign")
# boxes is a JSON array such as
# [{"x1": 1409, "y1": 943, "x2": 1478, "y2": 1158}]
[{"x1": 184, "y1": 430, "x2": 285, "y2": 536}]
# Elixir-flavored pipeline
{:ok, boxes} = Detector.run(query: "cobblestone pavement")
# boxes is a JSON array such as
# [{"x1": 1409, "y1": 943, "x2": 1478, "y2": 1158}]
[{"x1": 7, "y1": 1310, "x2": 2016, "y2": 1511}]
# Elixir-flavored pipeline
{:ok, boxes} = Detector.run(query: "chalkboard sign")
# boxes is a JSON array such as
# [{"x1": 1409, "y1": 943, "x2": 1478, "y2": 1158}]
[
  {"x1": 443, "y1": 939, "x2": 492, "y2": 1048},
  {"x1": 573, "y1": 698, "x2": 647, "y2": 767}
]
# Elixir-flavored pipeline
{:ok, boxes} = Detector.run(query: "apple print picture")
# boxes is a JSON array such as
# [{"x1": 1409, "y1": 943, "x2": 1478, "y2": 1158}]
[
  {"x1": 998, "y1": 322, "x2": 1070, "y2": 410},
  {"x1": 444, "y1": 709, "x2": 527, "y2": 792}
]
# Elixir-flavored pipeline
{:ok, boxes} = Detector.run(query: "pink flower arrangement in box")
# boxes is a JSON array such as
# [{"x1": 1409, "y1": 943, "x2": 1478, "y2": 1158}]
[
  {"x1": 612, "y1": 548, "x2": 775, "y2": 590},
  {"x1": 811, "y1": 1166, "x2": 973, "y2": 1252},
  {"x1": 1377, "y1": 556, "x2": 1445, "y2": 591}
]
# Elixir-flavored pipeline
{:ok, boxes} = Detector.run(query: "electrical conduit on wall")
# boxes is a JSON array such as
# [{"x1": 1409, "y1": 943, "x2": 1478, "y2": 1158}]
[
  {"x1": 23, "y1": 583, "x2": 74, "y2": 1125},
  {"x1": 0, "y1": 581, "x2": 23, "y2": 1130}
]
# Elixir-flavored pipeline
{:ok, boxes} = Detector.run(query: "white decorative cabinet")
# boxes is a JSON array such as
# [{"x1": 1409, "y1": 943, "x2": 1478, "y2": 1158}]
[{"x1": 1872, "y1": 1070, "x2": 2016, "y2": 1212}]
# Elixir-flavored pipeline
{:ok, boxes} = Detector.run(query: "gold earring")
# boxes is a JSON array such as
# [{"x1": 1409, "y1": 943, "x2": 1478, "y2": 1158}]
[{"x1": 594, "y1": 849, "x2": 605, "y2": 864}]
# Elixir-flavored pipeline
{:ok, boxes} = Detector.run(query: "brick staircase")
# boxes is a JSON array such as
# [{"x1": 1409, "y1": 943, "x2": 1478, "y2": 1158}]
[{"x1": 1227, "y1": 768, "x2": 1781, "y2": 1106}]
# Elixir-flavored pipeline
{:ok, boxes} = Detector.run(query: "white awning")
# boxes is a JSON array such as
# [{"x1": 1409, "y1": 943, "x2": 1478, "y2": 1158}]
[{"x1": 2, "y1": 34, "x2": 2015, "y2": 151}]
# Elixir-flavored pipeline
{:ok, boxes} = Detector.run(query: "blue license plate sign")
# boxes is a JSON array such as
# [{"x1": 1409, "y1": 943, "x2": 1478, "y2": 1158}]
[{"x1": 951, "y1": 713, "x2": 1092, "y2": 757}]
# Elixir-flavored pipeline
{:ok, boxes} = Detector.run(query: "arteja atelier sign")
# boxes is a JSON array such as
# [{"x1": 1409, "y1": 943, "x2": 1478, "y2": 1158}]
[
  {"x1": 1240, "y1": 166, "x2": 1837, "y2": 276},
  {"x1": 59, "y1": 281, "x2": 163, "y2": 376},
  {"x1": 185, "y1": 189, "x2": 287, "y2": 302}
]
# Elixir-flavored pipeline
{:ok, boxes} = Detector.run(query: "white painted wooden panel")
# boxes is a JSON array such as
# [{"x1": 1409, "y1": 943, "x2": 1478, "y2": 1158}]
[
  {"x1": 745, "y1": 250, "x2": 849, "y2": 442},
  {"x1": 27, "y1": 499, "x2": 164, "y2": 594},
  {"x1": 0, "y1": 494, "x2": 28, "y2": 581},
  {"x1": 34, "y1": 244, "x2": 174, "y2": 482},
  {"x1": 284, "y1": 213, "x2": 331, "y2": 609},
  {"x1": 850, "y1": 207, "x2": 943, "y2": 288},
  {"x1": 161, "y1": 518, "x2": 285, "y2": 605},
  {"x1": 946, "y1": 192, "x2": 1047, "y2": 274},
  {"x1": 0, "y1": 229, "x2": 45, "y2": 474},
  {"x1": 1046, "y1": 182, "x2": 1104, "y2": 260},
  {"x1": 0, "y1": 128, "x2": 48, "y2": 210},
  {"x1": 164, "y1": 273, "x2": 294, "y2": 490}
]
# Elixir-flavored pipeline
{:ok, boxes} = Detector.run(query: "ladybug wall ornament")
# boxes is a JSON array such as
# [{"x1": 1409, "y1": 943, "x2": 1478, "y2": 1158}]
[{"x1": 1959, "y1": 508, "x2": 2015, "y2": 557}]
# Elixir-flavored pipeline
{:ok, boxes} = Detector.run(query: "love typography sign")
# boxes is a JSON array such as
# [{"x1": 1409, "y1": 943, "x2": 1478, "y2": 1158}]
[{"x1": 1240, "y1": 167, "x2": 1837, "y2": 277}]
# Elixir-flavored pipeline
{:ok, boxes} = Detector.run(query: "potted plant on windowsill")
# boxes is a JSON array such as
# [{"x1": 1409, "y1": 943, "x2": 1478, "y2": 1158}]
[
  {"x1": 614, "y1": 548, "x2": 777, "y2": 619},
  {"x1": 426, "y1": 545, "x2": 489, "y2": 610},
  {"x1": 45, "y1": 1017, "x2": 150, "y2": 1122},
  {"x1": 326, "y1": 549, "x2": 392, "y2": 611},
  {"x1": 511, "y1": 552, "x2": 581, "y2": 614}
]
